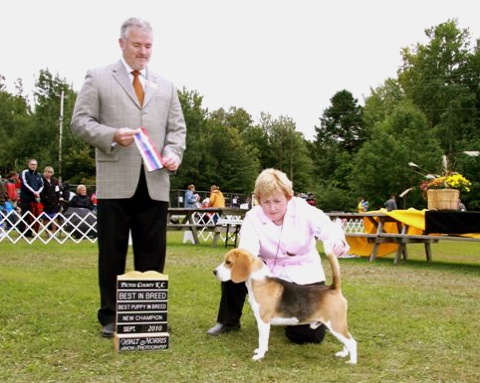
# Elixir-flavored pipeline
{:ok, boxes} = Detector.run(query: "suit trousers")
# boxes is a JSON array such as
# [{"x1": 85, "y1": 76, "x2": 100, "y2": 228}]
[
  {"x1": 216, "y1": 279, "x2": 326, "y2": 344},
  {"x1": 96, "y1": 167, "x2": 169, "y2": 326}
]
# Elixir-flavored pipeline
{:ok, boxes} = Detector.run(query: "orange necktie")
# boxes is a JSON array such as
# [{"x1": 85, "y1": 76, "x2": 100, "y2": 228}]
[{"x1": 132, "y1": 70, "x2": 144, "y2": 106}]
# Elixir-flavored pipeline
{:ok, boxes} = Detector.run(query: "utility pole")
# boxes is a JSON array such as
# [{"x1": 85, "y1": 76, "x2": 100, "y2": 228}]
[{"x1": 58, "y1": 90, "x2": 65, "y2": 184}]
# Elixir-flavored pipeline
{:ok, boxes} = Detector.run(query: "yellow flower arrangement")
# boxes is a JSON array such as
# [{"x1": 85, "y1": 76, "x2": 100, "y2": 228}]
[{"x1": 420, "y1": 172, "x2": 471, "y2": 192}]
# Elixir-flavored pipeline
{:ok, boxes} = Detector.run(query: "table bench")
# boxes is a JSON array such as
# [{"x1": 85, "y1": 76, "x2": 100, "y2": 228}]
[
  {"x1": 328, "y1": 211, "x2": 480, "y2": 263},
  {"x1": 377, "y1": 233, "x2": 480, "y2": 263},
  {"x1": 167, "y1": 207, "x2": 246, "y2": 246},
  {"x1": 212, "y1": 218, "x2": 244, "y2": 247}
]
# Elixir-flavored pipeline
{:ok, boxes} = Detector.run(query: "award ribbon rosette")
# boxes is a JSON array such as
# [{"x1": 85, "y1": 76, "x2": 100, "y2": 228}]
[{"x1": 134, "y1": 127, "x2": 164, "y2": 171}]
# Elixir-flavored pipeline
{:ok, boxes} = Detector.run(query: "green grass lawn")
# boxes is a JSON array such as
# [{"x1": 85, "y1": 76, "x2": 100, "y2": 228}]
[{"x1": 1, "y1": 233, "x2": 479, "y2": 383}]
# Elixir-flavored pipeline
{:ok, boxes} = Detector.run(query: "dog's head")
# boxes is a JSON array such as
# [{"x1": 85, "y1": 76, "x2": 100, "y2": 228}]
[{"x1": 213, "y1": 248, "x2": 257, "y2": 283}]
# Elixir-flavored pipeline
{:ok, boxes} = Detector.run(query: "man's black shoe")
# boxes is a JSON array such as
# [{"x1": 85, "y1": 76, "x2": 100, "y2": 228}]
[
  {"x1": 207, "y1": 323, "x2": 240, "y2": 336},
  {"x1": 101, "y1": 323, "x2": 115, "y2": 338}
]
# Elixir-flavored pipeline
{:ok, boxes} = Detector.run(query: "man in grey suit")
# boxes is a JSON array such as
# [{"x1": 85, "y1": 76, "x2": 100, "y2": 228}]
[{"x1": 71, "y1": 17, "x2": 186, "y2": 338}]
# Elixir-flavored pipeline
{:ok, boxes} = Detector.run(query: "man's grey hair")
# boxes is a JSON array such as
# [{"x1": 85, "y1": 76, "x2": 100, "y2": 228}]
[{"x1": 120, "y1": 17, "x2": 152, "y2": 38}]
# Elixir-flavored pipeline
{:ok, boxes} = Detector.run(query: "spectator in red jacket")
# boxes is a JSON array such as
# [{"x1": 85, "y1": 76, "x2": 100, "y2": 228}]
[{"x1": 5, "y1": 171, "x2": 21, "y2": 207}]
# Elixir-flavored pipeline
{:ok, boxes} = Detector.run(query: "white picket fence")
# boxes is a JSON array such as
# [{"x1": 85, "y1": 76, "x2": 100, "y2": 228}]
[
  {"x1": 0, "y1": 209, "x2": 97, "y2": 244},
  {"x1": 0, "y1": 209, "x2": 364, "y2": 245},
  {"x1": 328, "y1": 216, "x2": 366, "y2": 233},
  {"x1": 0, "y1": 209, "x2": 239, "y2": 244}
]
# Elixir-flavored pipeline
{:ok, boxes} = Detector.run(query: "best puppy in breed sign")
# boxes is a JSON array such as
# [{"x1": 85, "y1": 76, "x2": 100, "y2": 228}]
[{"x1": 114, "y1": 271, "x2": 169, "y2": 352}]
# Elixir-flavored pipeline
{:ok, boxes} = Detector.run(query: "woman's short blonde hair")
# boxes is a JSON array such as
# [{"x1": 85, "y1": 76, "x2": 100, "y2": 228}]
[
  {"x1": 43, "y1": 166, "x2": 54, "y2": 174},
  {"x1": 254, "y1": 168, "x2": 294, "y2": 200}
]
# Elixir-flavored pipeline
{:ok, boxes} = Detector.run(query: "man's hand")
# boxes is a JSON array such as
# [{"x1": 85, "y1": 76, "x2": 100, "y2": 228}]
[
  {"x1": 113, "y1": 128, "x2": 141, "y2": 147},
  {"x1": 162, "y1": 154, "x2": 180, "y2": 172}
]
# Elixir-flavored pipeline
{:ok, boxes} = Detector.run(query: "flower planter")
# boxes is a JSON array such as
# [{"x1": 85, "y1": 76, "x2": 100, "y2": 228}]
[{"x1": 427, "y1": 189, "x2": 459, "y2": 210}]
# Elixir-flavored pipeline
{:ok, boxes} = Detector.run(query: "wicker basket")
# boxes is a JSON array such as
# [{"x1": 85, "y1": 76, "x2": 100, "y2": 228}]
[{"x1": 427, "y1": 189, "x2": 459, "y2": 210}]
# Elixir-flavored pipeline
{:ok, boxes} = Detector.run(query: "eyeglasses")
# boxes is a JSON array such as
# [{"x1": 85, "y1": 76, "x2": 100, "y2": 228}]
[{"x1": 29, "y1": 163, "x2": 38, "y2": 166}]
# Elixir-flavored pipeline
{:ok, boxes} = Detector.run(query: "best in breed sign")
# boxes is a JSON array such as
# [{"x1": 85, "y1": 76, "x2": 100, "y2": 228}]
[{"x1": 114, "y1": 271, "x2": 169, "y2": 351}]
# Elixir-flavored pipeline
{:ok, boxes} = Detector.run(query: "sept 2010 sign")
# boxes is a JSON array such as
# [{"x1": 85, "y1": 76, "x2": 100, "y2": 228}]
[{"x1": 114, "y1": 271, "x2": 169, "y2": 352}]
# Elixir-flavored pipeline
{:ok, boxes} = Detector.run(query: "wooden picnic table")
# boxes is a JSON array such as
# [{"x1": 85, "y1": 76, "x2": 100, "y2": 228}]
[{"x1": 327, "y1": 210, "x2": 480, "y2": 263}]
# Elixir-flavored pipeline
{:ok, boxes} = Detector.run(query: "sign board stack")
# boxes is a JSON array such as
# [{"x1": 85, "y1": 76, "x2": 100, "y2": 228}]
[{"x1": 114, "y1": 270, "x2": 169, "y2": 351}]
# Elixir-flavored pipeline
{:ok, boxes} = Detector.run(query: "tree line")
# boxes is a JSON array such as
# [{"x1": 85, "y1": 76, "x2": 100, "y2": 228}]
[{"x1": 1, "y1": 19, "x2": 479, "y2": 212}]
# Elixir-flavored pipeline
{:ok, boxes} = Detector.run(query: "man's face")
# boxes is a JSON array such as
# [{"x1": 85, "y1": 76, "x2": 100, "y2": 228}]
[
  {"x1": 28, "y1": 161, "x2": 38, "y2": 171},
  {"x1": 119, "y1": 27, "x2": 153, "y2": 71}
]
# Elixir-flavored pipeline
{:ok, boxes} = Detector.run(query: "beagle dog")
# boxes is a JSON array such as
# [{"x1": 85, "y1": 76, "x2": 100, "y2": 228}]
[{"x1": 213, "y1": 248, "x2": 357, "y2": 364}]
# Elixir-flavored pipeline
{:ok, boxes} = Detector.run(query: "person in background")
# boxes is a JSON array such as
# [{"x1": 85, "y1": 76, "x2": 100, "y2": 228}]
[
  {"x1": 232, "y1": 195, "x2": 239, "y2": 208},
  {"x1": 184, "y1": 184, "x2": 198, "y2": 208},
  {"x1": 71, "y1": 17, "x2": 186, "y2": 338},
  {"x1": 208, "y1": 185, "x2": 225, "y2": 208},
  {"x1": 90, "y1": 191, "x2": 98, "y2": 212},
  {"x1": 197, "y1": 197, "x2": 211, "y2": 224},
  {"x1": 40, "y1": 166, "x2": 63, "y2": 234},
  {"x1": 2, "y1": 173, "x2": 19, "y2": 230},
  {"x1": 384, "y1": 195, "x2": 397, "y2": 211},
  {"x1": 19, "y1": 159, "x2": 44, "y2": 237},
  {"x1": 199, "y1": 197, "x2": 208, "y2": 207},
  {"x1": 306, "y1": 192, "x2": 316, "y2": 206},
  {"x1": 183, "y1": 184, "x2": 199, "y2": 243},
  {"x1": 208, "y1": 184, "x2": 225, "y2": 224},
  {"x1": 357, "y1": 197, "x2": 368, "y2": 213},
  {"x1": 207, "y1": 168, "x2": 349, "y2": 345},
  {"x1": 70, "y1": 184, "x2": 94, "y2": 211},
  {"x1": 0, "y1": 175, "x2": 8, "y2": 218},
  {"x1": 5, "y1": 171, "x2": 21, "y2": 208},
  {"x1": 193, "y1": 193, "x2": 201, "y2": 208}
]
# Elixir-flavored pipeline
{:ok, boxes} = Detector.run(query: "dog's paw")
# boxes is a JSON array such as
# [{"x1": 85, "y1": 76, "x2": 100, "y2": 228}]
[
  {"x1": 336, "y1": 344, "x2": 357, "y2": 364},
  {"x1": 252, "y1": 348, "x2": 266, "y2": 361}
]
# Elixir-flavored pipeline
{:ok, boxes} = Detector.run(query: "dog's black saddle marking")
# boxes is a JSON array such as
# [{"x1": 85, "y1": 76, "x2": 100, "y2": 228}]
[{"x1": 271, "y1": 277, "x2": 329, "y2": 321}]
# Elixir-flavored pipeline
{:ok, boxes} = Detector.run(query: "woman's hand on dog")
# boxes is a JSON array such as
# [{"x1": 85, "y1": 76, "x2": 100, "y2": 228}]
[{"x1": 325, "y1": 239, "x2": 350, "y2": 257}]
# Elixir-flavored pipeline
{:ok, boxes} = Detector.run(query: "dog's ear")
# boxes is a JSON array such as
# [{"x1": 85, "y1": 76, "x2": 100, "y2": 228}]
[{"x1": 230, "y1": 249, "x2": 252, "y2": 283}]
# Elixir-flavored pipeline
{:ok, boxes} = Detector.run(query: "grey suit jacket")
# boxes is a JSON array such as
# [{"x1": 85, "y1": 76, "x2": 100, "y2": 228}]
[{"x1": 71, "y1": 61, "x2": 186, "y2": 201}]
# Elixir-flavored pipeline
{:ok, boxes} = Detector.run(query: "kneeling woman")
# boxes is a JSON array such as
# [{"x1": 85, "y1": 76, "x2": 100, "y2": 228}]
[{"x1": 207, "y1": 168, "x2": 349, "y2": 343}]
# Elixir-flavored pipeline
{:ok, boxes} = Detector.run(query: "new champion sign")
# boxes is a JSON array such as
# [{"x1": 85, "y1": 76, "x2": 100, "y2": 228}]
[{"x1": 134, "y1": 127, "x2": 164, "y2": 171}]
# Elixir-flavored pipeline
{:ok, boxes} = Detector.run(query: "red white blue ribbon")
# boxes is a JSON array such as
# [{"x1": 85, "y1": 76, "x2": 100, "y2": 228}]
[{"x1": 134, "y1": 127, "x2": 164, "y2": 171}]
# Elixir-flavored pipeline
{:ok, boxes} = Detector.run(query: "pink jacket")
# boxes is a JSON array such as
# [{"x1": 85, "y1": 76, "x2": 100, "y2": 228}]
[{"x1": 238, "y1": 197, "x2": 348, "y2": 284}]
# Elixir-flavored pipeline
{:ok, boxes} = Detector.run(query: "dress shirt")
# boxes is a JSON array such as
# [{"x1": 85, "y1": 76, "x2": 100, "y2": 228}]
[{"x1": 122, "y1": 59, "x2": 146, "y2": 87}]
